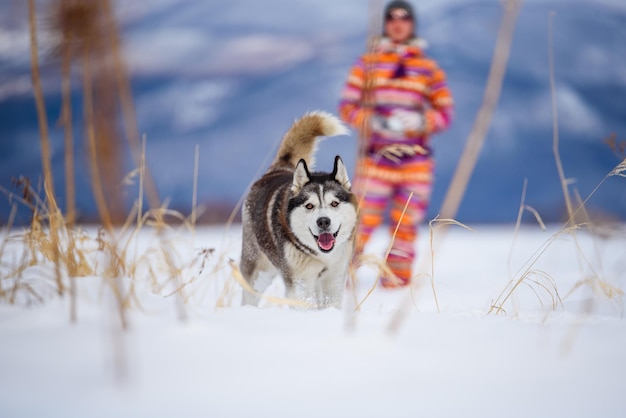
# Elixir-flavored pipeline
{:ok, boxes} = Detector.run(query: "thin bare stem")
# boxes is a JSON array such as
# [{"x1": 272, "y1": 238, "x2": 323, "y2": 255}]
[
  {"x1": 28, "y1": 0, "x2": 64, "y2": 296},
  {"x1": 28, "y1": 0, "x2": 55, "y2": 201},
  {"x1": 82, "y1": 44, "x2": 113, "y2": 231},
  {"x1": 508, "y1": 179, "x2": 529, "y2": 278},
  {"x1": 356, "y1": 0, "x2": 384, "y2": 163},
  {"x1": 438, "y1": 0, "x2": 522, "y2": 229},
  {"x1": 353, "y1": 192, "x2": 413, "y2": 311},
  {"x1": 138, "y1": 135, "x2": 146, "y2": 227},
  {"x1": 548, "y1": 11, "x2": 574, "y2": 221},
  {"x1": 192, "y1": 144, "x2": 199, "y2": 229},
  {"x1": 100, "y1": 0, "x2": 161, "y2": 210},
  {"x1": 61, "y1": 47, "x2": 76, "y2": 226}
]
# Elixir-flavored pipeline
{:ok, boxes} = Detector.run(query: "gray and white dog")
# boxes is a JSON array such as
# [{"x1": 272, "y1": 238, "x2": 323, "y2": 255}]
[{"x1": 239, "y1": 111, "x2": 357, "y2": 309}]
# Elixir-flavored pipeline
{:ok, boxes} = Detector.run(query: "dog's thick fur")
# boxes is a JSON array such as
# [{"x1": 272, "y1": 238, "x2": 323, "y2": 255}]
[{"x1": 240, "y1": 111, "x2": 357, "y2": 309}]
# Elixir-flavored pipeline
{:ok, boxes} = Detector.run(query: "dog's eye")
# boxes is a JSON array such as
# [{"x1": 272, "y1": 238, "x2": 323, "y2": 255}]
[
  {"x1": 305, "y1": 203, "x2": 314, "y2": 210},
  {"x1": 330, "y1": 201, "x2": 339, "y2": 208}
]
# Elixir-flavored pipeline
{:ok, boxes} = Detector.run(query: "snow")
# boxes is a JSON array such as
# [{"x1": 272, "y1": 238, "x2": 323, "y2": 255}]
[{"x1": 1, "y1": 223, "x2": 625, "y2": 417}]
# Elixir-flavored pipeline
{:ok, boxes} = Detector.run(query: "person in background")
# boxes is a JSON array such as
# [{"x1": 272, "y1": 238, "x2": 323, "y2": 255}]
[{"x1": 338, "y1": 0, "x2": 454, "y2": 287}]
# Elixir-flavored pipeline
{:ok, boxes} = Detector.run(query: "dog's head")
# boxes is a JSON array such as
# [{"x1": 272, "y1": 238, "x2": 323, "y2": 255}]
[{"x1": 288, "y1": 156, "x2": 357, "y2": 256}]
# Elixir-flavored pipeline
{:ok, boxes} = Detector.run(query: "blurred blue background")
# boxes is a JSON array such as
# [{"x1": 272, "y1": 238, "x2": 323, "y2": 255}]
[{"x1": 1, "y1": 0, "x2": 625, "y2": 225}]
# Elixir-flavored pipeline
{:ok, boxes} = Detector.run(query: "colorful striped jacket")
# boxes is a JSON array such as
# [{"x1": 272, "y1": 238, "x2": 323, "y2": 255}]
[{"x1": 339, "y1": 37, "x2": 454, "y2": 157}]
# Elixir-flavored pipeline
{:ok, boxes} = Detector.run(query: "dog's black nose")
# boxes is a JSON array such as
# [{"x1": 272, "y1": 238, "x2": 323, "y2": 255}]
[{"x1": 317, "y1": 217, "x2": 331, "y2": 230}]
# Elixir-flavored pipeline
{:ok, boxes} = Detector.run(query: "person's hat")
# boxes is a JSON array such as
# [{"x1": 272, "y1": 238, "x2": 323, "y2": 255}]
[{"x1": 384, "y1": 0, "x2": 415, "y2": 22}]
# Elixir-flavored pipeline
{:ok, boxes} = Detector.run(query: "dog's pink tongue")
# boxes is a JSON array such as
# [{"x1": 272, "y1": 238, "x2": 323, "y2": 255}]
[{"x1": 317, "y1": 232, "x2": 335, "y2": 251}]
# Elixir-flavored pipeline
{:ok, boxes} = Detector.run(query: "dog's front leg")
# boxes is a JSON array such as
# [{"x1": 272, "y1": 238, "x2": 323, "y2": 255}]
[
  {"x1": 241, "y1": 259, "x2": 277, "y2": 307},
  {"x1": 318, "y1": 274, "x2": 346, "y2": 309},
  {"x1": 286, "y1": 277, "x2": 320, "y2": 310}
]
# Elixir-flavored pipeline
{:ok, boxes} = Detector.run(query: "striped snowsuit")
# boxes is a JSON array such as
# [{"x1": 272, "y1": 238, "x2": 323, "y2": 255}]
[{"x1": 339, "y1": 37, "x2": 454, "y2": 286}]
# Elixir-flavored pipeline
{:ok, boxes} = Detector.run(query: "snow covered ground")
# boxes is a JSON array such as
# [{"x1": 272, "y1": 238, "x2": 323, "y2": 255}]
[{"x1": 1, "y1": 223, "x2": 625, "y2": 417}]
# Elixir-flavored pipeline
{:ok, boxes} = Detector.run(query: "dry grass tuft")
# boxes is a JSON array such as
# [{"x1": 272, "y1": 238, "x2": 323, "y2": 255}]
[
  {"x1": 609, "y1": 158, "x2": 626, "y2": 178},
  {"x1": 350, "y1": 253, "x2": 404, "y2": 311},
  {"x1": 488, "y1": 223, "x2": 578, "y2": 316},
  {"x1": 489, "y1": 269, "x2": 563, "y2": 316},
  {"x1": 565, "y1": 276, "x2": 624, "y2": 304},
  {"x1": 427, "y1": 217, "x2": 474, "y2": 313}
]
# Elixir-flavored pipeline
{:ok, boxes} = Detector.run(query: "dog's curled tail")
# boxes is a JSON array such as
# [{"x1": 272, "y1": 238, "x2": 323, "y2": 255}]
[{"x1": 272, "y1": 111, "x2": 348, "y2": 170}]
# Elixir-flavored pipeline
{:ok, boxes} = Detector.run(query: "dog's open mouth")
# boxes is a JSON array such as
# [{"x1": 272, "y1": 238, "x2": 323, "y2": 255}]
[{"x1": 312, "y1": 229, "x2": 339, "y2": 253}]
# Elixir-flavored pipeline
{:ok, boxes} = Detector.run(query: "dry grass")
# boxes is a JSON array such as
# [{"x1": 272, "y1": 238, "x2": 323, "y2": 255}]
[
  {"x1": 485, "y1": 12, "x2": 625, "y2": 319},
  {"x1": 386, "y1": 217, "x2": 473, "y2": 334},
  {"x1": 1, "y1": 0, "x2": 623, "y2": 351},
  {"x1": 0, "y1": 0, "x2": 204, "y2": 330},
  {"x1": 486, "y1": 193, "x2": 624, "y2": 318},
  {"x1": 489, "y1": 232, "x2": 567, "y2": 316}
]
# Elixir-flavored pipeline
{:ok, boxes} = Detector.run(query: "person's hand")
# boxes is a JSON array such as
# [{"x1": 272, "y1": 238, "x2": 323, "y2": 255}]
[
  {"x1": 370, "y1": 114, "x2": 387, "y2": 132},
  {"x1": 388, "y1": 109, "x2": 424, "y2": 132}
]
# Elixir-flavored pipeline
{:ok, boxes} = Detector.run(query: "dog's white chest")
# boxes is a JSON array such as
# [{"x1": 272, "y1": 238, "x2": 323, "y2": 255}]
[{"x1": 283, "y1": 243, "x2": 350, "y2": 308}]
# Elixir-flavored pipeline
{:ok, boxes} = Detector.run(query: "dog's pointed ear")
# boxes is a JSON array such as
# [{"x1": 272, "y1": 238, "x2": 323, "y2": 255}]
[
  {"x1": 332, "y1": 156, "x2": 351, "y2": 190},
  {"x1": 291, "y1": 159, "x2": 311, "y2": 194}
]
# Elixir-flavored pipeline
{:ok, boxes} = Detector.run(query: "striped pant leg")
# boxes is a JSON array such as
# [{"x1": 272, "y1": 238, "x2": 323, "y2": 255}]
[
  {"x1": 353, "y1": 159, "x2": 394, "y2": 256},
  {"x1": 384, "y1": 159, "x2": 434, "y2": 286}
]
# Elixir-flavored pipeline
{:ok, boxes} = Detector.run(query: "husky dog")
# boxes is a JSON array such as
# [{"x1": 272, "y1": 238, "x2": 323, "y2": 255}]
[{"x1": 239, "y1": 111, "x2": 357, "y2": 309}]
